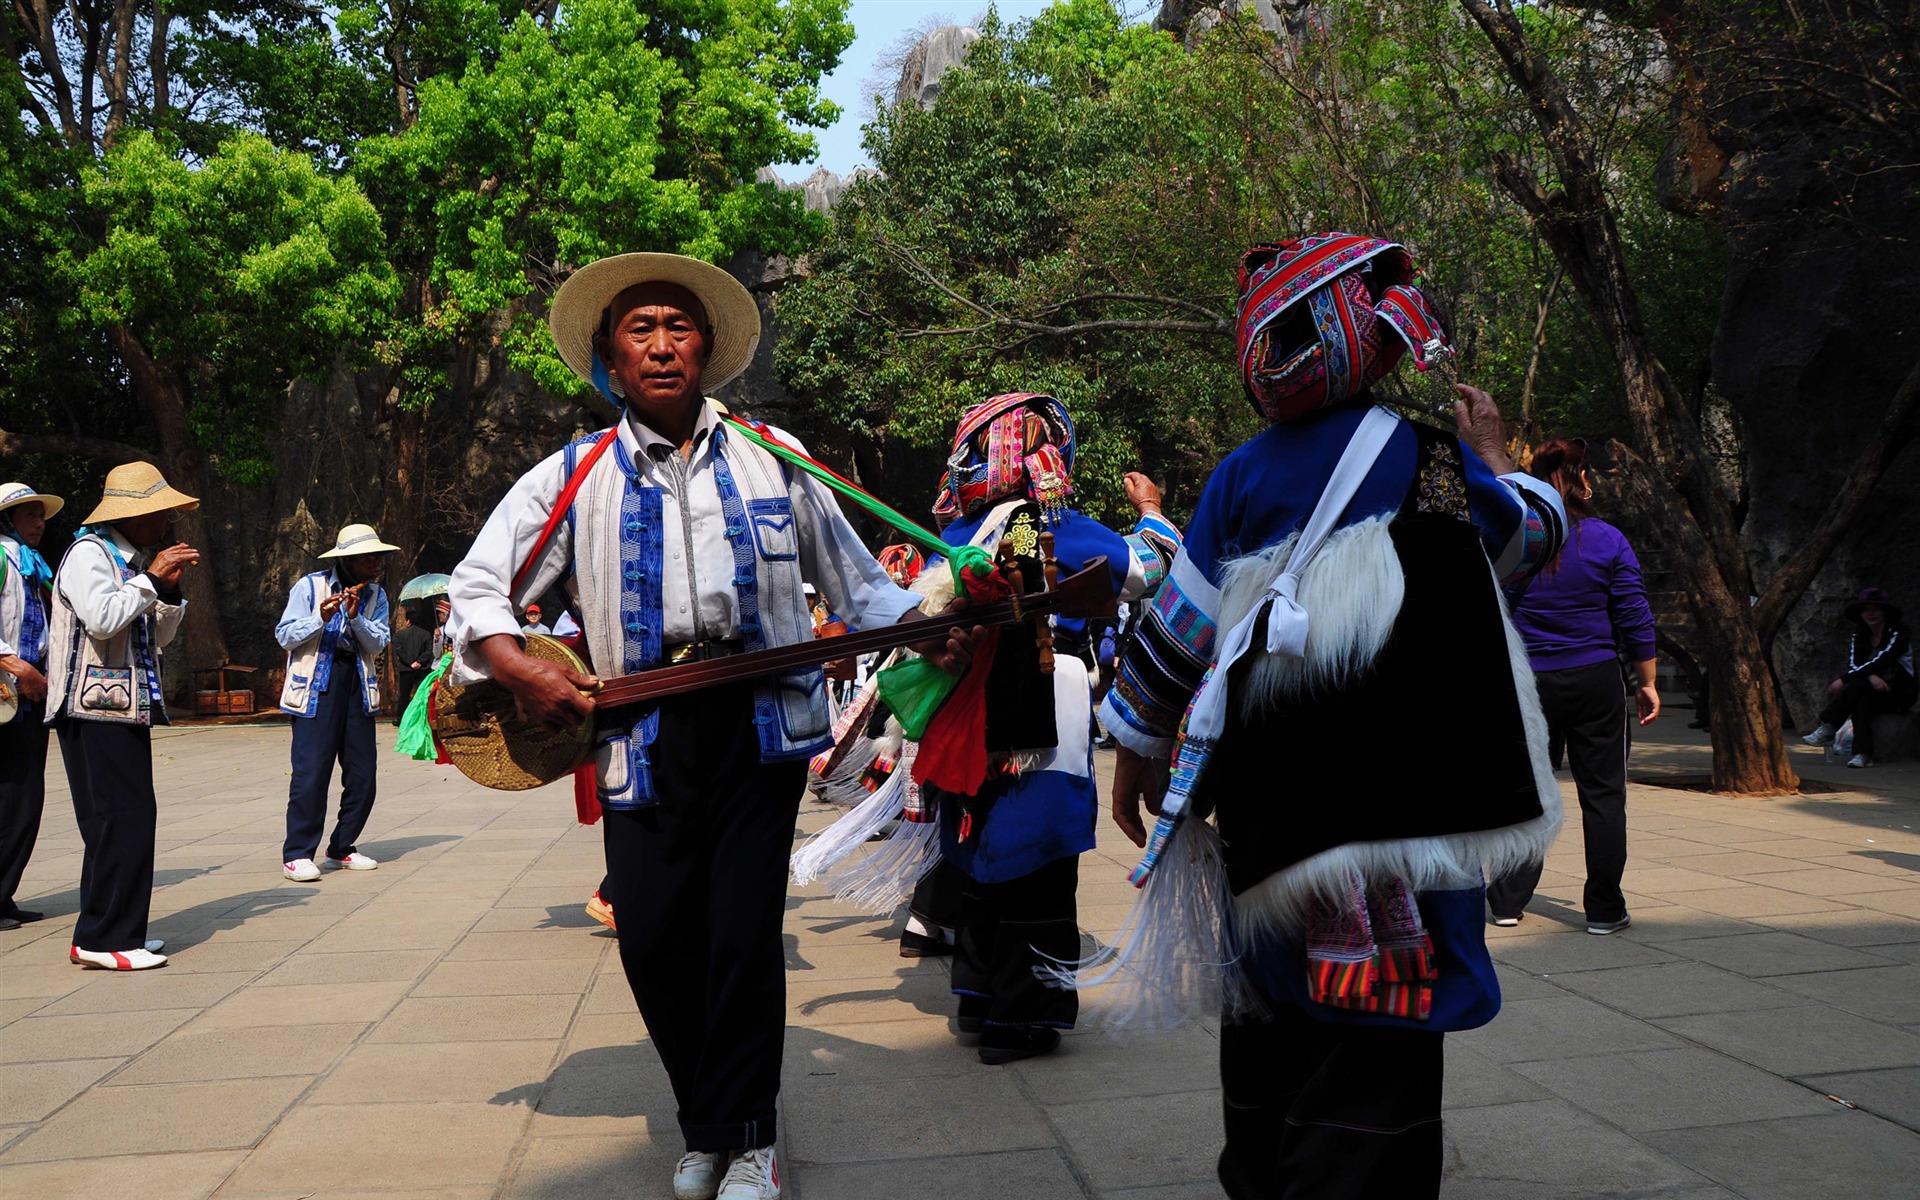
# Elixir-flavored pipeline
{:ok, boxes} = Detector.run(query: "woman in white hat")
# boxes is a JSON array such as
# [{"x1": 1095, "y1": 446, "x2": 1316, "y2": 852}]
[
  {"x1": 0, "y1": 482, "x2": 64, "y2": 932},
  {"x1": 448, "y1": 252, "x2": 976, "y2": 1200},
  {"x1": 45, "y1": 462, "x2": 200, "y2": 970},
  {"x1": 274, "y1": 523, "x2": 397, "y2": 882}
]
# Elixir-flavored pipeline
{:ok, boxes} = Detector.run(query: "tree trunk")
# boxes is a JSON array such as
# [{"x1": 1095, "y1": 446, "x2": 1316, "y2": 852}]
[
  {"x1": 109, "y1": 325, "x2": 232, "y2": 676},
  {"x1": 379, "y1": 401, "x2": 426, "y2": 602}
]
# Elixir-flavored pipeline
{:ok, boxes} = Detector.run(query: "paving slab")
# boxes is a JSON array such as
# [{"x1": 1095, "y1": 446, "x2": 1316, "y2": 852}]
[{"x1": 2, "y1": 722, "x2": 1918, "y2": 1197}]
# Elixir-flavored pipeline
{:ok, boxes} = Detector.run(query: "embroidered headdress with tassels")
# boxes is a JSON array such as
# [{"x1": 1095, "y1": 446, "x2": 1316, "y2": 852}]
[
  {"x1": 1237, "y1": 232, "x2": 1450, "y2": 424},
  {"x1": 933, "y1": 392, "x2": 1077, "y2": 528}
]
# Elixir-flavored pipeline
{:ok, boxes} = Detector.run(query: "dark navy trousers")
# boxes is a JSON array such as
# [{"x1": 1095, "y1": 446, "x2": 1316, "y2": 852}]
[
  {"x1": 56, "y1": 718, "x2": 157, "y2": 952},
  {"x1": 283, "y1": 653, "x2": 378, "y2": 863},
  {"x1": 0, "y1": 700, "x2": 49, "y2": 918}
]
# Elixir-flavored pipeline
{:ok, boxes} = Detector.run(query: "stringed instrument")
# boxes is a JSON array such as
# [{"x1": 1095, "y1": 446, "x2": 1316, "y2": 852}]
[{"x1": 431, "y1": 539, "x2": 1113, "y2": 791}]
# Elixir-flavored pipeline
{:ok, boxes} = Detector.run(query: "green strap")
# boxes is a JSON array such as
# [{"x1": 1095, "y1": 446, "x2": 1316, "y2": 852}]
[{"x1": 720, "y1": 415, "x2": 994, "y2": 594}]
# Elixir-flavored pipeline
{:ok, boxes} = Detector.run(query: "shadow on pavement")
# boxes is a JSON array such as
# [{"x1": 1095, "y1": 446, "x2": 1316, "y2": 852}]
[{"x1": 354, "y1": 832, "x2": 462, "y2": 862}]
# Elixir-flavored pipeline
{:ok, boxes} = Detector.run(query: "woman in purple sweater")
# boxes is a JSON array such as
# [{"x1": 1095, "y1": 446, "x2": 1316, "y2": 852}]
[{"x1": 1487, "y1": 438, "x2": 1660, "y2": 935}]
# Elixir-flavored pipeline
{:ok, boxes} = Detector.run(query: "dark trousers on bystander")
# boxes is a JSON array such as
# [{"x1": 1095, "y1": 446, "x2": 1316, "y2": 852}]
[
  {"x1": 1487, "y1": 660, "x2": 1630, "y2": 924},
  {"x1": 55, "y1": 718, "x2": 157, "y2": 952},
  {"x1": 284, "y1": 654, "x2": 379, "y2": 863},
  {"x1": 1821, "y1": 674, "x2": 1919, "y2": 760},
  {"x1": 1217, "y1": 1001, "x2": 1444, "y2": 1200},
  {"x1": 600, "y1": 682, "x2": 803, "y2": 1154},
  {"x1": 0, "y1": 702, "x2": 49, "y2": 919}
]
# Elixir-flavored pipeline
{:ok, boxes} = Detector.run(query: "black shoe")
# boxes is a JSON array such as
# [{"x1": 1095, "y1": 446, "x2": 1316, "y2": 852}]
[
  {"x1": 899, "y1": 929, "x2": 953, "y2": 959},
  {"x1": 0, "y1": 916, "x2": 19, "y2": 931},
  {"x1": 955, "y1": 994, "x2": 990, "y2": 1037},
  {"x1": 7, "y1": 909, "x2": 44, "y2": 923},
  {"x1": 978, "y1": 1025, "x2": 1061, "y2": 1065}
]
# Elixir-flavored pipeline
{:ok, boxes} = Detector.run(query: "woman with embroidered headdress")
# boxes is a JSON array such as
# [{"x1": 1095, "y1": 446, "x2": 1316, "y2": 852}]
[
  {"x1": 1088, "y1": 235, "x2": 1568, "y2": 1199},
  {"x1": 799, "y1": 392, "x2": 1180, "y2": 1063}
]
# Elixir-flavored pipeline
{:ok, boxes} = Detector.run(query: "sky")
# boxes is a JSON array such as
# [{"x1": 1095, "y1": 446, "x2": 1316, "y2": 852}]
[{"x1": 784, "y1": 0, "x2": 1061, "y2": 179}]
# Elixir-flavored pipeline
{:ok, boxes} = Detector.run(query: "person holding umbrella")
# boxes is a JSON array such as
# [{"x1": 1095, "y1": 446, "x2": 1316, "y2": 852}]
[{"x1": 276, "y1": 523, "x2": 396, "y2": 882}]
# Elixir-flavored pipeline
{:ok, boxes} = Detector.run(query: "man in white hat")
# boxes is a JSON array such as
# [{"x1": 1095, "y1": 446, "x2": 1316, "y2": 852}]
[
  {"x1": 275, "y1": 523, "x2": 397, "y2": 882},
  {"x1": 449, "y1": 253, "x2": 977, "y2": 1200},
  {"x1": 45, "y1": 462, "x2": 200, "y2": 970},
  {"x1": 0, "y1": 482, "x2": 64, "y2": 931}
]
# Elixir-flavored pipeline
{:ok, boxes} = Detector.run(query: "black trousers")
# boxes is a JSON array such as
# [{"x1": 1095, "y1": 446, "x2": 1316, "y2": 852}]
[
  {"x1": 0, "y1": 702, "x2": 49, "y2": 917},
  {"x1": 55, "y1": 718, "x2": 157, "y2": 952},
  {"x1": 951, "y1": 853, "x2": 1080, "y2": 1029},
  {"x1": 284, "y1": 654, "x2": 378, "y2": 863},
  {"x1": 908, "y1": 858, "x2": 962, "y2": 934},
  {"x1": 1821, "y1": 674, "x2": 1919, "y2": 759},
  {"x1": 1218, "y1": 1002, "x2": 1444, "y2": 1200},
  {"x1": 393, "y1": 670, "x2": 426, "y2": 726},
  {"x1": 1488, "y1": 660, "x2": 1629, "y2": 923},
  {"x1": 600, "y1": 682, "x2": 803, "y2": 1154}
]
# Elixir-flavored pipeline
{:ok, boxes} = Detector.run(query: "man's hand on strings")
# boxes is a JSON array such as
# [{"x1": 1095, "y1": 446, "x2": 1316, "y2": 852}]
[
  {"x1": 1111, "y1": 743, "x2": 1168, "y2": 848},
  {"x1": 906, "y1": 596, "x2": 987, "y2": 676},
  {"x1": 478, "y1": 633, "x2": 598, "y2": 730}
]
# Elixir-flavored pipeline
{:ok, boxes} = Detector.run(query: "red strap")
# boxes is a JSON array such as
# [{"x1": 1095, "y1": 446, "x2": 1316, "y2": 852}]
[{"x1": 510, "y1": 429, "x2": 619, "y2": 598}]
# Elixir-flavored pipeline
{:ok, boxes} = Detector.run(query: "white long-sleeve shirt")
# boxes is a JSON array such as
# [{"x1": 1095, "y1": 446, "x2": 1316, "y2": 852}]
[
  {"x1": 451, "y1": 403, "x2": 921, "y2": 659},
  {"x1": 60, "y1": 527, "x2": 186, "y2": 648}
]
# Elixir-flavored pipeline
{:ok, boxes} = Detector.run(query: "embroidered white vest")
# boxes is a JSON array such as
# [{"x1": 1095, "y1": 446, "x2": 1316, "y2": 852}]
[{"x1": 46, "y1": 535, "x2": 177, "y2": 727}]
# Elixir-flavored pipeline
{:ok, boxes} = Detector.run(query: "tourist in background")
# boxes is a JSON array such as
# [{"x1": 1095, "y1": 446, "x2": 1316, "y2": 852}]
[
  {"x1": 1486, "y1": 437, "x2": 1658, "y2": 936},
  {"x1": 276, "y1": 523, "x2": 396, "y2": 882},
  {"x1": 46, "y1": 463, "x2": 199, "y2": 970},
  {"x1": 1803, "y1": 587, "x2": 1915, "y2": 768},
  {"x1": 0, "y1": 482, "x2": 63, "y2": 932},
  {"x1": 521, "y1": 603, "x2": 551, "y2": 636},
  {"x1": 390, "y1": 604, "x2": 433, "y2": 726}
]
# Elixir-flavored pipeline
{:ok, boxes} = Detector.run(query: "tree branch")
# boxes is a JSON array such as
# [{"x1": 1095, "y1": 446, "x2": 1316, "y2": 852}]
[
  {"x1": 0, "y1": 424, "x2": 150, "y2": 464},
  {"x1": 1751, "y1": 351, "x2": 1920, "y2": 646}
]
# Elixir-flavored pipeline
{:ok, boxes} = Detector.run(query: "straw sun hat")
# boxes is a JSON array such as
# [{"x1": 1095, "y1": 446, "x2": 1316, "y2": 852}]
[
  {"x1": 548, "y1": 253, "x2": 761, "y2": 396},
  {"x1": 0, "y1": 482, "x2": 65, "y2": 520},
  {"x1": 80, "y1": 462, "x2": 199, "y2": 525},
  {"x1": 317, "y1": 523, "x2": 400, "y2": 559}
]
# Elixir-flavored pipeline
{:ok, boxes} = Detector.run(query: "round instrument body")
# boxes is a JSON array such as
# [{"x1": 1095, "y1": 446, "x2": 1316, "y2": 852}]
[
  {"x1": 0, "y1": 678, "x2": 17, "y2": 726},
  {"x1": 429, "y1": 633, "x2": 595, "y2": 790}
]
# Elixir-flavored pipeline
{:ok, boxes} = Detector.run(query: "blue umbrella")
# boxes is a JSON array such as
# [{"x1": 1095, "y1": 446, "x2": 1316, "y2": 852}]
[{"x1": 398, "y1": 573, "x2": 451, "y2": 602}]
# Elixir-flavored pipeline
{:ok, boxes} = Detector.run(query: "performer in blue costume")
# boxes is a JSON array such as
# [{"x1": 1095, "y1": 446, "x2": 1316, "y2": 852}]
[
  {"x1": 929, "y1": 392, "x2": 1179, "y2": 1064},
  {"x1": 1093, "y1": 234, "x2": 1569, "y2": 1199}
]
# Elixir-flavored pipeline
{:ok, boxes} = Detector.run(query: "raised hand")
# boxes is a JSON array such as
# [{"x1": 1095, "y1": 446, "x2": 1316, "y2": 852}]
[{"x1": 147, "y1": 543, "x2": 199, "y2": 589}]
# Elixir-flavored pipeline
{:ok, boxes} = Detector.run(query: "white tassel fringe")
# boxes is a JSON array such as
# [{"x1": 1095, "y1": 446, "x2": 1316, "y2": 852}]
[
  {"x1": 1038, "y1": 819, "x2": 1263, "y2": 1029},
  {"x1": 792, "y1": 759, "x2": 911, "y2": 886},
  {"x1": 821, "y1": 818, "x2": 942, "y2": 914}
]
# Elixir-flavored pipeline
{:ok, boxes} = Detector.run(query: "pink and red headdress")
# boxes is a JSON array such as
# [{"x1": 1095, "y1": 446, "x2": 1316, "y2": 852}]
[{"x1": 1237, "y1": 232, "x2": 1454, "y2": 423}]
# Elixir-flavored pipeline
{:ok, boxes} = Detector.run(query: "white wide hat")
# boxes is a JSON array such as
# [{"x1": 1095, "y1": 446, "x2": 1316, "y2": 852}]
[
  {"x1": 318, "y1": 523, "x2": 400, "y2": 559},
  {"x1": 0, "y1": 482, "x2": 64, "y2": 520},
  {"x1": 548, "y1": 253, "x2": 761, "y2": 396}
]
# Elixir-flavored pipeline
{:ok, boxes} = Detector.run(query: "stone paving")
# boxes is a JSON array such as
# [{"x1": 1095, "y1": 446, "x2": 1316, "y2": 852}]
[{"x1": 2, "y1": 721, "x2": 1919, "y2": 1198}]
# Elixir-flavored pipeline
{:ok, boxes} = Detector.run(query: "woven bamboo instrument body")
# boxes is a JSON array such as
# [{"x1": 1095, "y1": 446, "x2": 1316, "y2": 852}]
[{"x1": 430, "y1": 634, "x2": 596, "y2": 790}]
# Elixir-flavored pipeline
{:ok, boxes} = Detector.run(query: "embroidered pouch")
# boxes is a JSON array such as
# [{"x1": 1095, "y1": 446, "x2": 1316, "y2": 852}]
[
  {"x1": 747, "y1": 498, "x2": 799, "y2": 561},
  {"x1": 80, "y1": 665, "x2": 134, "y2": 713}
]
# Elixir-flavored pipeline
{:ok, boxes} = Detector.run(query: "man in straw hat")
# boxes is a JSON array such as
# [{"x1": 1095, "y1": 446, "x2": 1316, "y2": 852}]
[
  {"x1": 276, "y1": 523, "x2": 397, "y2": 882},
  {"x1": 448, "y1": 252, "x2": 978, "y2": 1200},
  {"x1": 1, "y1": 481, "x2": 64, "y2": 931},
  {"x1": 45, "y1": 462, "x2": 200, "y2": 970}
]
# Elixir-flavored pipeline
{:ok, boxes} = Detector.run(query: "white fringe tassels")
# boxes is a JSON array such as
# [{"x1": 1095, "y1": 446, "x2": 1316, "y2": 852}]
[
  {"x1": 791, "y1": 747, "x2": 914, "y2": 887},
  {"x1": 1038, "y1": 817, "x2": 1262, "y2": 1030},
  {"x1": 820, "y1": 816, "x2": 942, "y2": 914}
]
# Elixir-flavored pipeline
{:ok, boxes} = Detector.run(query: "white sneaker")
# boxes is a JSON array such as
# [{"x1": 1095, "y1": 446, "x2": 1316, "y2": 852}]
[
  {"x1": 717, "y1": 1147, "x2": 780, "y2": 1200},
  {"x1": 673, "y1": 1151, "x2": 729, "y2": 1200},
  {"x1": 284, "y1": 859, "x2": 321, "y2": 882},
  {"x1": 1802, "y1": 723, "x2": 1836, "y2": 746},
  {"x1": 70, "y1": 945, "x2": 169, "y2": 970},
  {"x1": 1848, "y1": 753, "x2": 1873, "y2": 769},
  {"x1": 325, "y1": 852, "x2": 379, "y2": 871}
]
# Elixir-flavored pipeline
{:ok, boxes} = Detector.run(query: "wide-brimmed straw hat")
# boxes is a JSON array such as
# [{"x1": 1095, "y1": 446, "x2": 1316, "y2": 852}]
[
  {"x1": 81, "y1": 462, "x2": 199, "y2": 525},
  {"x1": 317, "y1": 523, "x2": 400, "y2": 559},
  {"x1": 0, "y1": 482, "x2": 64, "y2": 520},
  {"x1": 548, "y1": 253, "x2": 761, "y2": 396}
]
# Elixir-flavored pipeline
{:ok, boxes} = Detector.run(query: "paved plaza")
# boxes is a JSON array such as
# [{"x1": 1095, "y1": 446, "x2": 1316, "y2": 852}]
[{"x1": 1, "y1": 722, "x2": 1919, "y2": 1198}]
